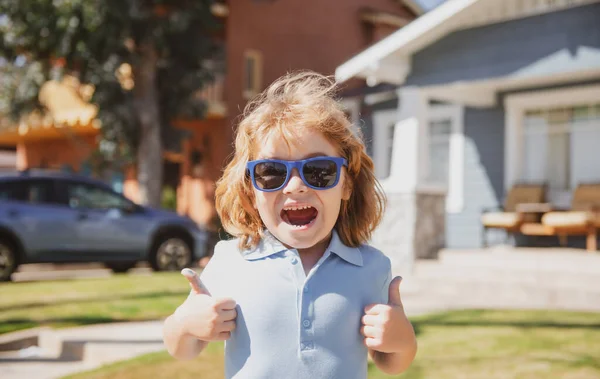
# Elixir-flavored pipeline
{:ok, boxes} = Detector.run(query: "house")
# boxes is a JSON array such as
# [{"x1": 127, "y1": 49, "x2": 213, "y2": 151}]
[
  {"x1": 0, "y1": 149, "x2": 16, "y2": 171},
  {"x1": 335, "y1": 0, "x2": 600, "y2": 259},
  {"x1": 0, "y1": 0, "x2": 419, "y2": 230}
]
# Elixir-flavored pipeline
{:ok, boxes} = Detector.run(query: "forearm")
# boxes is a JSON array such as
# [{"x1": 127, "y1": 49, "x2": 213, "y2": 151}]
[
  {"x1": 163, "y1": 313, "x2": 208, "y2": 360},
  {"x1": 370, "y1": 338, "x2": 417, "y2": 375}
]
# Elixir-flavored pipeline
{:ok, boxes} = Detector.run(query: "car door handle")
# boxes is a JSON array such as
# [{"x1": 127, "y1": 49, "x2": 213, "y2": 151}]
[
  {"x1": 77, "y1": 213, "x2": 89, "y2": 220},
  {"x1": 7, "y1": 209, "x2": 19, "y2": 218}
]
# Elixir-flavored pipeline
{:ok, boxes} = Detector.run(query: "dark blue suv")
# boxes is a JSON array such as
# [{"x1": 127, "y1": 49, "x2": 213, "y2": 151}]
[{"x1": 0, "y1": 170, "x2": 208, "y2": 281}]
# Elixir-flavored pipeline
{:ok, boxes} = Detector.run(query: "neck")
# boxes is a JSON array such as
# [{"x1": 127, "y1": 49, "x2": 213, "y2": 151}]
[{"x1": 296, "y1": 232, "x2": 332, "y2": 274}]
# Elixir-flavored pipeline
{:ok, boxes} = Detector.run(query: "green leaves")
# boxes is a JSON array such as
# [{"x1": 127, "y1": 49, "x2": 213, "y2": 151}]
[{"x1": 0, "y1": 0, "x2": 223, "y2": 151}]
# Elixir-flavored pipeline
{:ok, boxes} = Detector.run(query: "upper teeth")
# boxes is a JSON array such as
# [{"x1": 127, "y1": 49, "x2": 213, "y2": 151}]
[{"x1": 284, "y1": 206, "x2": 312, "y2": 211}]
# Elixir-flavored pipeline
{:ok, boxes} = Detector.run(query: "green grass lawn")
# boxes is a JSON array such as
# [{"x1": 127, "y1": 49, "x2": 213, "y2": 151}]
[
  {"x1": 3, "y1": 273, "x2": 600, "y2": 378},
  {"x1": 0, "y1": 271, "x2": 189, "y2": 335},
  {"x1": 62, "y1": 309, "x2": 600, "y2": 379}
]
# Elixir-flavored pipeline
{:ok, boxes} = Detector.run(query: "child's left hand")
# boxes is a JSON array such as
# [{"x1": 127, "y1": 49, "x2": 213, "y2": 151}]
[{"x1": 360, "y1": 276, "x2": 415, "y2": 354}]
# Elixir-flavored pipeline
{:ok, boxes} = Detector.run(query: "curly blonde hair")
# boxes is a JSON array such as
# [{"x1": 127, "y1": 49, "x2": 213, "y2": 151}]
[{"x1": 215, "y1": 71, "x2": 386, "y2": 251}]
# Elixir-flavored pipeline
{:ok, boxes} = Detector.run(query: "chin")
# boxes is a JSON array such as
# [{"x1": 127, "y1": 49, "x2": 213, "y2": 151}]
[{"x1": 275, "y1": 220, "x2": 331, "y2": 250}]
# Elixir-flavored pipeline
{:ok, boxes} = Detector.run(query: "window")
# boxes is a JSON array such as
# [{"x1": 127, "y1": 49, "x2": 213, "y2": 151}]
[
  {"x1": 243, "y1": 50, "x2": 263, "y2": 100},
  {"x1": 66, "y1": 183, "x2": 133, "y2": 211},
  {"x1": 0, "y1": 179, "x2": 55, "y2": 204},
  {"x1": 372, "y1": 109, "x2": 398, "y2": 180},
  {"x1": 426, "y1": 119, "x2": 452, "y2": 186},
  {"x1": 0, "y1": 181, "x2": 22, "y2": 201},
  {"x1": 521, "y1": 104, "x2": 600, "y2": 192},
  {"x1": 424, "y1": 104, "x2": 464, "y2": 213}
]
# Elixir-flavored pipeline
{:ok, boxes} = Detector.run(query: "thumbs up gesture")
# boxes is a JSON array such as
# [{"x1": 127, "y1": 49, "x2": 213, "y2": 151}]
[
  {"x1": 361, "y1": 276, "x2": 415, "y2": 354},
  {"x1": 175, "y1": 268, "x2": 237, "y2": 342}
]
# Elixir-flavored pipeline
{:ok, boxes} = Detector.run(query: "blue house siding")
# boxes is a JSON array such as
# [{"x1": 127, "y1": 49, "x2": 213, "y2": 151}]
[
  {"x1": 404, "y1": 2, "x2": 600, "y2": 87},
  {"x1": 446, "y1": 106, "x2": 505, "y2": 248},
  {"x1": 394, "y1": 3, "x2": 600, "y2": 248}
]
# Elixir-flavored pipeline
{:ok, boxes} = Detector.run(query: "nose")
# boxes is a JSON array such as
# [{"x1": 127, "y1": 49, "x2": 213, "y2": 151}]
[{"x1": 283, "y1": 168, "x2": 308, "y2": 194}]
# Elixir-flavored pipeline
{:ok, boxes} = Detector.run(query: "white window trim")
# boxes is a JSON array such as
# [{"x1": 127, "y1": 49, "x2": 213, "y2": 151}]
[
  {"x1": 243, "y1": 50, "x2": 263, "y2": 100},
  {"x1": 421, "y1": 104, "x2": 465, "y2": 213},
  {"x1": 372, "y1": 108, "x2": 398, "y2": 180},
  {"x1": 504, "y1": 84, "x2": 600, "y2": 204}
]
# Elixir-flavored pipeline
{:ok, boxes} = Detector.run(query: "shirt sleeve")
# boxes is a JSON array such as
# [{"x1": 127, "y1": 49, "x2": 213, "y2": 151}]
[{"x1": 378, "y1": 256, "x2": 393, "y2": 305}]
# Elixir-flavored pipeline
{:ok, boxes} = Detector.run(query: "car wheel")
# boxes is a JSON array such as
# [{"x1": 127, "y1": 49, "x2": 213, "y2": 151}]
[
  {"x1": 150, "y1": 235, "x2": 192, "y2": 272},
  {"x1": 105, "y1": 262, "x2": 137, "y2": 274},
  {"x1": 0, "y1": 240, "x2": 18, "y2": 282}
]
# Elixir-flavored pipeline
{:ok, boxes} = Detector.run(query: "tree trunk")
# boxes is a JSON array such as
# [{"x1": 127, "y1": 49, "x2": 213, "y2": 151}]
[{"x1": 133, "y1": 41, "x2": 163, "y2": 207}]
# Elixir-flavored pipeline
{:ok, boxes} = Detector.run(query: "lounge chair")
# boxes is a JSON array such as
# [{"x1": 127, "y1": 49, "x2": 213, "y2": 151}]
[
  {"x1": 520, "y1": 183, "x2": 600, "y2": 251},
  {"x1": 481, "y1": 183, "x2": 546, "y2": 247}
]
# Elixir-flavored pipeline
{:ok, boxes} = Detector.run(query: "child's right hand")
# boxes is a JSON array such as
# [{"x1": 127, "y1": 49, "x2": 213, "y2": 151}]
[{"x1": 176, "y1": 268, "x2": 237, "y2": 342}]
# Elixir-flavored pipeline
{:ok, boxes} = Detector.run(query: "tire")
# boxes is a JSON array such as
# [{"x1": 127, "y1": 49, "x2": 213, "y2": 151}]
[
  {"x1": 149, "y1": 235, "x2": 193, "y2": 272},
  {"x1": 0, "y1": 240, "x2": 18, "y2": 282},
  {"x1": 105, "y1": 262, "x2": 137, "y2": 274}
]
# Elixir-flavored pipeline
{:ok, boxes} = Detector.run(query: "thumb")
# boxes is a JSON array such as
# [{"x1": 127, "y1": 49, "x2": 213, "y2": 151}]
[
  {"x1": 387, "y1": 276, "x2": 403, "y2": 307},
  {"x1": 181, "y1": 268, "x2": 210, "y2": 296}
]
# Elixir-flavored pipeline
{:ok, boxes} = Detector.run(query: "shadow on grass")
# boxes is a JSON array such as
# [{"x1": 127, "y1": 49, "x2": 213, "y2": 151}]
[
  {"x1": 542, "y1": 354, "x2": 600, "y2": 371},
  {"x1": 0, "y1": 316, "x2": 160, "y2": 335},
  {"x1": 0, "y1": 290, "x2": 189, "y2": 313},
  {"x1": 410, "y1": 309, "x2": 600, "y2": 330}
]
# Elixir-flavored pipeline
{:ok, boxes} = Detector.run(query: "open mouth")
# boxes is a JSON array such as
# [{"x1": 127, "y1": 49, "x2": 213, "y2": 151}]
[{"x1": 281, "y1": 205, "x2": 318, "y2": 228}]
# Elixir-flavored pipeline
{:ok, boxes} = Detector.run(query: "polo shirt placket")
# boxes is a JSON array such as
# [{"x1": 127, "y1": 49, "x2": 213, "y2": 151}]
[{"x1": 286, "y1": 248, "x2": 333, "y2": 355}]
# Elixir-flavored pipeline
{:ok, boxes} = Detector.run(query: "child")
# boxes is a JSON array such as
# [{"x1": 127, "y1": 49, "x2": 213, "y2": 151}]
[{"x1": 162, "y1": 71, "x2": 417, "y2": 378}]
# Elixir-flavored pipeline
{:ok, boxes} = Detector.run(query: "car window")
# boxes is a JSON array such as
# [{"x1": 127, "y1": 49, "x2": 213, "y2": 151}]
[
  {"x1": 66, "y1": 182, "x2": 132, "y2": 210},
  {"x1": 0, "y1": 179, "x2": 55, "y2": 204},
  {"x1": 0, "y1": 181, "x2": 25, "y2": 201},
  {"x1": 25, "y1": 180, "x2": 55, "y2": 204}
]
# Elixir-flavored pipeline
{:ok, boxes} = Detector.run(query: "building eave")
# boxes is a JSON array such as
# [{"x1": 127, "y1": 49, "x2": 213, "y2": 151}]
[{"x1": 335, "y1": 0, "x2": 482, "y2": 85}]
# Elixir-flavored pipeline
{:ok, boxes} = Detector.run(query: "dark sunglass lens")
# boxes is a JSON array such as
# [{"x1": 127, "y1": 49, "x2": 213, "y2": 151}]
[
  {"x1": 303, "y1": 159, "x2": 338, "y2": 188},
  {"x1": 254, "y1": 162, "x2": 287, "y2": 190}
]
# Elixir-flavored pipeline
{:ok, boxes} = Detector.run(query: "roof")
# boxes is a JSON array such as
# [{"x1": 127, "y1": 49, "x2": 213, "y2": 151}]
[
  {"x1": 337, "y1": 0, "x2": 600, "y2": 86},
  {"x1": 335, "y1": 0, "x2": 480, "y2": 84}
]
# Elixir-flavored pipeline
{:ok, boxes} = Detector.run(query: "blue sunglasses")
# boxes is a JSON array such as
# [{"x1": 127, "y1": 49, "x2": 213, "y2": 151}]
[{"x1": 246, "y1": 156, "x2": 348, "y2": 192}]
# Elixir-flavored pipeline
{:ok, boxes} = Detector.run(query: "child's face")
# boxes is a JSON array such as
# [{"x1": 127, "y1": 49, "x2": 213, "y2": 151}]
[{"x1": 252, "y1": 128, "x2": 350, "y2": 252}]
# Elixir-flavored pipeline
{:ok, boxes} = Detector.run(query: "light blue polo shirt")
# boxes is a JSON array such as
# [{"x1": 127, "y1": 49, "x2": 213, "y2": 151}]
[{"x1": 200, "y1": 229, "x2": 392, "y2": 379}]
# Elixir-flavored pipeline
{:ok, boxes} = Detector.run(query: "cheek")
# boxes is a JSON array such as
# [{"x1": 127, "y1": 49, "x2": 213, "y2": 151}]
[{"x1": 253, "y1": 191, "x2": 279, "y2": 220}]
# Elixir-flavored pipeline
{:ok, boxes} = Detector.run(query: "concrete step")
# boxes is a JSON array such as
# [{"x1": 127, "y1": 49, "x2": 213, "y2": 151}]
[
  {"x1": 436, "y1": 248, "x2": 600, "y2": 274},
  {"x1": 413, "y1": 261, "x2": 600, "y2": 290}
]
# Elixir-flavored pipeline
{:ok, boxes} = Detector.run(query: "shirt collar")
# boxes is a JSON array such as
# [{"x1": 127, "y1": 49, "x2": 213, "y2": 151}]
[
  {"x1": 243, "y1": 229, "x2": 363, "y2": 267},
  {"x1": 327, "y1": 229, "x2": 363, "y2": 267},
  {"x1": 242, "y1": 230, "x2": 288, "y2": 260}
]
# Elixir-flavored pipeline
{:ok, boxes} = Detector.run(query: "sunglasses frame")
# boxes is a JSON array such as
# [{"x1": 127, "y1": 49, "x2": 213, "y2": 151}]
[{"x1": 246, "y1": 156, "x2": 348, "y2": 192}]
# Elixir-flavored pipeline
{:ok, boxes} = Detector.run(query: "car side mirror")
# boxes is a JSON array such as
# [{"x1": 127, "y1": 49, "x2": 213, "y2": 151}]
[{"x1": 122, "y1": 202, "x2": 141, "y2": 214}]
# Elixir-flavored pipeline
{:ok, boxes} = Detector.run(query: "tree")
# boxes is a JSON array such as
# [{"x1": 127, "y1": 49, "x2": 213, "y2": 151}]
[{"x1": 0, "y1": 0, "x2": 223, "y2": 206}]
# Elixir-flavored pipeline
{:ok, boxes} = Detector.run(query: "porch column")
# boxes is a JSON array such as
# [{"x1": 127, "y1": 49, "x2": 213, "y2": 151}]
[{"x1": 371, "y1": 86, "x2": 446, "y2": 279}]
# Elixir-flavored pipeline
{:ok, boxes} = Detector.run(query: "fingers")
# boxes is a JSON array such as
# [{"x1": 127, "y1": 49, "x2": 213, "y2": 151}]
[
  {"x1": 219, "y1": 320, "x2": 236, "y2": 333},
  {"x1": 181, "y1": 268, "x2": 210, "y2": 295},
  {"x1": 361, "y1": 325, "x2": 379, "y2": 339},
  {"x1": 216, "y1": 331, "x2": 231, "y2": 341},
  {"x1": 364, "y1": 337, "x2": 379, "y2": 349},
  {"x1": 218, "y1": 308, "x2": 237, "y2": 322},
  {"x1": 364, "y1": 304, "x2": 388, "y2": 315},
  {"x1": 361, "y1": 314, "x2": 379, "y2": 326},
  {"x1": 215, "y1": 297, "x2": 237, "y2": 311}
]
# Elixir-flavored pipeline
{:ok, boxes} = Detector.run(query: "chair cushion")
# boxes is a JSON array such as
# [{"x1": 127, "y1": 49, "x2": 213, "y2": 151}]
[
  {"x1": 542, "y1": 211, "x2": 591, "y2": 228},
  {"x1": 482, "y1": 212, "x2": 521, "y2": 228}
]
